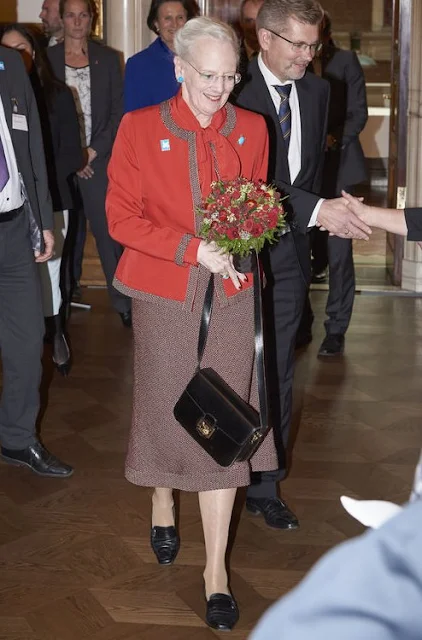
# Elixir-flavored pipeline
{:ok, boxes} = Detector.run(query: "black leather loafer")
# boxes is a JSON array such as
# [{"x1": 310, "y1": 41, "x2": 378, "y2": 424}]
[
  {"x1": 150, "y1": 526, "x2": 180, "y2": 565},
  {"x1": 206, "y1": 593, "x2": 239, "y2": 631},
  {"x1": 246, "y1": 497, "x2": 299, "y2": 530},
  {"x1": 0, "y1": 440, "x2": 73, "y2": 478},
  {"x1": 318, "y1": 334, "x2": 345, "y2": 357}
]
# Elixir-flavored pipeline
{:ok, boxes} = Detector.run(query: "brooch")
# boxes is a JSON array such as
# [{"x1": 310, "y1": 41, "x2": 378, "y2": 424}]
[
  {"x1": 237, "y1": 136, "x2": 246, "y2": 146},
  {"x1": 160, "y1": 139, "x2": 171, "y2": 152}
]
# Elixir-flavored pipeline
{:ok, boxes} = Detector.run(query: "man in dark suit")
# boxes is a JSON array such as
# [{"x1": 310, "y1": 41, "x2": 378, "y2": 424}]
[
  {"x1": 0, "y1": 46, "x2": 73, "y2": 477},
  {"x1": 307, "y1": 12, "x2": 368, "y2": 357},
  {"x1": 234, "y1": 0, "x2": 371, "y2": 528}
]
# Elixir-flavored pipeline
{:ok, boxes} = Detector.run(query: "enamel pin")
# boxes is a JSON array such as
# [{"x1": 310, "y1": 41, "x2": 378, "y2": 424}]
[
  {"x1": 237, "y1": 136, "x2": 245, "y2": 146},
  {"x1": 160, "y1": 139, "x2": 171, "y2": 151}
]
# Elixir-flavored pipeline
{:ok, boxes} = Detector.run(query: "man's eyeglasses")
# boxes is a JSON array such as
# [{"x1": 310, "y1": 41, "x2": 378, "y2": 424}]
[
  {"x1": 184, "y1": 60, "x2": 242, "y2": 86},
  {"x1": 265, "y1": 28, "x2": 322, "y2": 54}
]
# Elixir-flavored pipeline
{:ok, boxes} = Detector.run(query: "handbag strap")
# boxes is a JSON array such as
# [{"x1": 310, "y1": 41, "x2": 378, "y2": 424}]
[{"x1": 196, "y1": 250, "x2": 268, "y2": 434}]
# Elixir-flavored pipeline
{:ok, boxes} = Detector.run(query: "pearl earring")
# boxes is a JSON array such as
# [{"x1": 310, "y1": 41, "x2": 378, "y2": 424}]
[{"x1": 177, "y1": 76, "x2": 184, "y2": 83}]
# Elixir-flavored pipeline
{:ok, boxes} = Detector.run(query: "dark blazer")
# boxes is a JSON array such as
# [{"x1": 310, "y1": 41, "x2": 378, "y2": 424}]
[
  {"x1": 319, "y1": 47, "x2": 368, "y2": 193},
  {"x1": 235, "y1": 58, "x2": 329, "y2": 243},
  {"x1": 0, "y1": 46, "x2": 53, "y2": 231},
  {"x1": 47, "y1": 40, "x2": 123, "y2": 162},
  {"x1": 30, "y1": 73, "x2": 82, "y2": 211}
]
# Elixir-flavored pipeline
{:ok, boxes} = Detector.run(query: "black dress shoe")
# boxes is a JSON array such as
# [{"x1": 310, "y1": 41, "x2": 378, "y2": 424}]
[
  {"x1": 119, "y1": 310, "x2": 132, "y2": 328},
  {"x1": 150, "y1": 526, "x2": 180, "y2": 565},
  {"x1": 311, "y1": 269, "x2": 328, "y2": 284},
  {"x1": 318, "y1": 333, "x2": 345, "y2": 357},
  {"x1": 246, "y1": 497, "x2": 299, "y2": 530},
  {"x1": 0, "y1": 440, "x2": 73, "y2": 478},
  {"x1": 206, "y1": 593, "x2": 239, "y2": 631}
]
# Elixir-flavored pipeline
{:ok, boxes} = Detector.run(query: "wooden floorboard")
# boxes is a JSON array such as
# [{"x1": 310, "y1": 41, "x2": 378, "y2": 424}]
[{"x1": 1, "y1": 288, "x2": 421, "y2": 639}]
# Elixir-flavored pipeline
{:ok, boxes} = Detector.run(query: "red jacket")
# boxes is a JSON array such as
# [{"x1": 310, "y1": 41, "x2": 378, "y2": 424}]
[{"x1": 106, "y1": 91, "x2": 269, "y2": 303}]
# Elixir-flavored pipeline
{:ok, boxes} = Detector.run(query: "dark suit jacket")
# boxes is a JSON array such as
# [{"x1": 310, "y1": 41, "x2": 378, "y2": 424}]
[
  {"x1": 319, "y1": 47, "x2": 368, "y2": 194},
  {"x1": 30, "y1": 72, "x2": 82, "y2": 211},
  {"x1": 234, "y1": 58, "x2": 329, "y2": 244},
  {"x1": 47, "y1": 40, "x2": 123, "y2": 162},
  {"x1": 0, "y1": 46, "x2": 53, "y2": 231}
]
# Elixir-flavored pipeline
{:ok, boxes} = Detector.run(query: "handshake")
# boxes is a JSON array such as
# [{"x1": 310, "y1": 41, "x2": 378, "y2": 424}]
[{"x1": 316, "y1": 190, "x2": 372, "y2": 240}]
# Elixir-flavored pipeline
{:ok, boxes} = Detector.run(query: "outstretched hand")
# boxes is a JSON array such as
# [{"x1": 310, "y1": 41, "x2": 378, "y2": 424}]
[{"x1": 316, "y1": 197, "x2": 371, "y2": 240}]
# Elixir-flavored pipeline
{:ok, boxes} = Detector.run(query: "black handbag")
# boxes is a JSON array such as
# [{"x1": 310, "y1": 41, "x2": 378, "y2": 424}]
[{"x1": 173, "y1": 251, "x2": 269, "y2": 467}]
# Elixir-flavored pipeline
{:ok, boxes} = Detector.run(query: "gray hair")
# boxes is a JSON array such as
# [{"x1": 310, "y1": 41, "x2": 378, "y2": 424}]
[
  {"x1": 174, "y1": 16, "x2": 240, "y2": 63},
  {"x1": 256, "y1": 0, "x2": 323, "y2": 33}
]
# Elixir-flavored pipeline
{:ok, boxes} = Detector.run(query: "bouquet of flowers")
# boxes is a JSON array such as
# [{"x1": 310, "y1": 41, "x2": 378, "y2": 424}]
[{"x1": 198, "y1": 177, "x2": 287, "y2": 257}]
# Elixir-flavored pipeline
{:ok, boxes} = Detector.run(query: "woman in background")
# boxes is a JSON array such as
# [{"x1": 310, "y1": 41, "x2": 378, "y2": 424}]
[
  {"x1": 48, "y1": 0, "x2": 132, "y2": 327},
  {"x1": 1, "y1": 24, "x2": 82, "y2": 376},
  {"x1": 124, "y1": 0, "x2": 199, "y2": 112}
]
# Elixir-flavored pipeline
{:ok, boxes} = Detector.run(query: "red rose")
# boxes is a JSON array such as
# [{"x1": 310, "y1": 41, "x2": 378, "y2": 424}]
[
  {"x1": 242, "y1": 218, "x2": 255, "y2": 233},
  {"x1": 252, "y1": 223, "x2": 264, "y2": 237},
  {"x1": 226, "y1": 228, "x2": 239, "y2": 239},
  {"x1": 219, "y1": 212, "x2": 228, "y2": 221}
]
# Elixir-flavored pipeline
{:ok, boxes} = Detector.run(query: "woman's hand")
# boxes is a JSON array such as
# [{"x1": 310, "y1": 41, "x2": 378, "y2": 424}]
[
  {"x1": 197, "y1": 240, "x2": 247, "y2": 290},
  {"x1": 342, "y1": 191, "x2": 372, "y2": 226}
]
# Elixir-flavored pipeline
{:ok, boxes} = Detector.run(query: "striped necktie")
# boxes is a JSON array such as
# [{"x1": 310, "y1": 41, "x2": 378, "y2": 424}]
[
  {"x1": 0, "y1": 137, "x2": 9, "y2": 192},
  {"x1": 274, "y1": 84, "x2": 292, "y2": 149}
]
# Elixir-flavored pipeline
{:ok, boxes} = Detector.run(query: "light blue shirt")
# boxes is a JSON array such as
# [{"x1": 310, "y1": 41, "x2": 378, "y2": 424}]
[{"x1": 251, "y1": 499, "x2": 422, "y2": 640}]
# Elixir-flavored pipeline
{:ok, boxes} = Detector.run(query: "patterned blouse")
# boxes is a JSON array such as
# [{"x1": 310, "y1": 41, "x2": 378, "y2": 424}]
[{"x1": 65, "y1": 64, "x2": 92, "y2": 147}]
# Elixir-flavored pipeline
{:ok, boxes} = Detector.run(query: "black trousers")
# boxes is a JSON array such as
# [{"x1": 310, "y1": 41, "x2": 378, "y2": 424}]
[
  {"x1": 309, "y1": 230, "x2": 355, "y2": 335},
  {"x1": 0, "y1": 212, "x2": 44, "y2": 449},
  {"x1": 304, "y1": 184, "x2": 356, "y2": 337},
  {"x1": 247, "y1": 232, "x2": 308, "y2": 499},
  {"x1": 77, "y1": 160, "x2": 130, "y2": 314}
]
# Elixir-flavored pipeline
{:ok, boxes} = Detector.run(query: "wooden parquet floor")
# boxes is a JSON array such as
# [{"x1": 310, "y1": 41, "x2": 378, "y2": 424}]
[{"x1": 1, "y1": 288, "x2": 421, "y2": 639}]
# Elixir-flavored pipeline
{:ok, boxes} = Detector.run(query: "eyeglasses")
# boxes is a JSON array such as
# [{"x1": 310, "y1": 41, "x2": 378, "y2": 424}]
[
  {"x1": 266, "y1": 28, "x2": 322, "y2": 54},
  {"x1": 184, "y1": 60, "x2": 241, "y2": 86}
]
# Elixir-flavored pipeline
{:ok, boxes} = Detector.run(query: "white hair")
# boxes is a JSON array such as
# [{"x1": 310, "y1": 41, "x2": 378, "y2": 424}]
[{"x1": 174, "y1": 16, "x2": 240, "y2": 63}]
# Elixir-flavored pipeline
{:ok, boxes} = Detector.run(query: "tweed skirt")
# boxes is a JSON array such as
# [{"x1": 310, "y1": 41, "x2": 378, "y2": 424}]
[{"x1": 125, "y1": 268, "x2": 277, "y2": 492}]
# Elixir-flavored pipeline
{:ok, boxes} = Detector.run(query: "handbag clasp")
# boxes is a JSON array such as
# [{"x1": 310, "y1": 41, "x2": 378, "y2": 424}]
[{"x1": 196, "y1": 416, "x2": 216, "y2": 439}]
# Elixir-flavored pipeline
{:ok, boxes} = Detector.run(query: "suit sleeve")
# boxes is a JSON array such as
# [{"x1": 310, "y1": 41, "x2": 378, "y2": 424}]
[
  {"x1": 106, "y1": 113, "x2": 200, "y2": 266},
  {"x1": 55, "y1": 88, "x2": 83, "y2": 177},
  {"x1": 311, "y1": 82, "x2": 330, "y2": 195},
  {"x1": 91, "y1": 50, "x2": 123, "y2": 156},
  {"x1": 405, "y1": 208, "x2": 422, "y2": 241},
  {"x1": 23, "y1": 56, "x2": 53, "y2": 230},
  {"x1": 334, "y1": 52, "x2": 368, "y2": 147}
]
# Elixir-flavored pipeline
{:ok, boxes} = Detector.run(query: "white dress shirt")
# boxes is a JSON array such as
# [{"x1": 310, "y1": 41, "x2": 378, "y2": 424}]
[
  {"x1": 0, "y1": 96, "x2": 24, "y2": 213},
  {"x1": 257, "y1": 54, "x2": 323, "y2": 227}
]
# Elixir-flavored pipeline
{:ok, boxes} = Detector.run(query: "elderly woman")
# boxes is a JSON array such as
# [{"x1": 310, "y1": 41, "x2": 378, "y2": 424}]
[
  {"x1": 47, "y1": 0, "x2": 132, "y2": 326},
  {"x1": 107, "y1": 16, "x2": 277, "y2": 631},
  {"x1": 124, "y1": 0, "x2": 199, "y2": 112}
]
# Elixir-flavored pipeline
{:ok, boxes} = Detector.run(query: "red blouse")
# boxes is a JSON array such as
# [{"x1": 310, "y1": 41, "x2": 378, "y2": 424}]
[{"x1": 106, "y1": 91, "x2": 269, "y2": 304}]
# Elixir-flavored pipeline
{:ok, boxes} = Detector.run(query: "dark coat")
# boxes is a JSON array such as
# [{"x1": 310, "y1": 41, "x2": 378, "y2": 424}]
[
  {"x1": 318, "y1": 47, "x2": 368, "y2": 195},
  {"x1": 47, "y1": 40, "x2": 123, "y2": 162},
  {"x1": 0, "y1": 46, "x2": 53, "y2": 231},
  {"x1": 30, "y1": 72, "x2": 82, "y2": 211}
]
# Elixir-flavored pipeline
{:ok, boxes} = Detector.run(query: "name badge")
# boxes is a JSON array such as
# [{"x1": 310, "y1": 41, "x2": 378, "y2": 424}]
[{"x1": 12, "y1": 114, "x2": 28, "y2": 132}]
